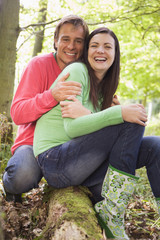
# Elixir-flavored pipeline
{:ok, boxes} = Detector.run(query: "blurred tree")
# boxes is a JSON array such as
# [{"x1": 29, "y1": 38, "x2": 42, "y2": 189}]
[
  {"x1": 0, "y1": 0, "x2": 160, "y2": 117},
  {"x1": 0, "y1": 0, "x2": 20, "y2": 120},
  {"x1": 32, "y1": 0, "x2": 48, "y2": 57}
]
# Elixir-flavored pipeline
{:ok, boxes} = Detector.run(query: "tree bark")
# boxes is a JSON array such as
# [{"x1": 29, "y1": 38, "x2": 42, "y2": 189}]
[
  {"x1": 42, "y1": 186, "x2": 104, "y2": 240},
  {"x1": 32, "y1": 0, "x2": 48, "y2": 57},
  {"x1": 0, "y1": 0, "x2": 19, "y2": 121}
]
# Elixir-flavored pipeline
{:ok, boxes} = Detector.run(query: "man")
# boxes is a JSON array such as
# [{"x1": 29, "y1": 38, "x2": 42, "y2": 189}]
[{"x1": 3, "y1": 15, "x2": 90, "y2": 202}]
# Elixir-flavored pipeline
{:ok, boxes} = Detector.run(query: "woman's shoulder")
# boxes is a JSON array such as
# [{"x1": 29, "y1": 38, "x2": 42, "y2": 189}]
[{"x1": 65, "y1": 62, "x2": 87, "y2": 73}]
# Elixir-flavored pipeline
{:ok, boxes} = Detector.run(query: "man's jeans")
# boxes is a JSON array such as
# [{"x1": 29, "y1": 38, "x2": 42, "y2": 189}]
[
  {"x1": 3, "y1": 122, "x2": 160, "y2": 202},
  {"x1": 3, "y1": 145, "x2": 43, "y2": 194}
]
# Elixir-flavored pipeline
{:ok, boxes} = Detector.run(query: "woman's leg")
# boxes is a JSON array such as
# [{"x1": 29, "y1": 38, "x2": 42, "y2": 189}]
[
  {"x1": 93, "y1": 123, "x2": 144, "y2": 239},
  {"x1": 95, "y1": 165, "x2": 139, "y2": 239},
  {"x1": 37, "y1": 122, "x2": 144, "y2": 190},
  {"x1": 37, "y1": 122, "x2": 144, "y2": 239}
]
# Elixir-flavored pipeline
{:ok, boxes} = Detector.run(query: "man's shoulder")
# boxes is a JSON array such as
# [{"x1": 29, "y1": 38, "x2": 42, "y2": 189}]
[{"x1": 31, "y1": 52, "x2": 54, "y2": 64}]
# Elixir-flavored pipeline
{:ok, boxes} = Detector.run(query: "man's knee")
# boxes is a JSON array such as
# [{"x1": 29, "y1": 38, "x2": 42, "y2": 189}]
[{"x1": 3, "y1": 145, "x2": 42, "y2": 194}]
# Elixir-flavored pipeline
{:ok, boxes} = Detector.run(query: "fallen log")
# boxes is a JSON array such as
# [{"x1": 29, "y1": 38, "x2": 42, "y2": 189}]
[
  {"x1": 41, "y1": 186, "x2": 104, "y2": 240},
  {"x1": 1, "y1": 182, "x2": 105, "y2": 239}
]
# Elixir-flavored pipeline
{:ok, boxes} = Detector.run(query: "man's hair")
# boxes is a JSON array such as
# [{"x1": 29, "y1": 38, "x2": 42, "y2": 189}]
[{"x1": 54, "y1": 15, "x2": 89, "y2": 50}]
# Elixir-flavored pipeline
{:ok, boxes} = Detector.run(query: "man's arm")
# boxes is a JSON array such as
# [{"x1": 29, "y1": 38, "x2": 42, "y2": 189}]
[
  {"x1": 52, "y1": 73, "x2": 81, "y2": 102},
  {"x1": 11, "y1": 62, "x2": 81, "y2": 125}
]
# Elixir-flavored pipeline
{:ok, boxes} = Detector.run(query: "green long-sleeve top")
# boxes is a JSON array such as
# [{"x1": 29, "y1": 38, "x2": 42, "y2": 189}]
[{"x1": 33, "y1": 62, "x2": 124, "y2": 157}]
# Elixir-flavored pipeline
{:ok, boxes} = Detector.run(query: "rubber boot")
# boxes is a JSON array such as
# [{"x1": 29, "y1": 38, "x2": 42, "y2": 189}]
[{"x1": 95, "y1": 164, "x2": 139, "y2": 240}]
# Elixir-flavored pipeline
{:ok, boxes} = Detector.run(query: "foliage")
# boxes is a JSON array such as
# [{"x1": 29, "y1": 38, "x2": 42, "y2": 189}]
[
  {"x1": 0, "y1": 144, "x2": 12, "y2": 175},
  {"x1": 0, "y1": 114, "x2": 12, "y2": 175},
  {"x1": 17, "y1": 0, "x2": 160, "y2": 108},
  {"x1": 145, "y1": 114, "x2": 160, "y2": 136}
]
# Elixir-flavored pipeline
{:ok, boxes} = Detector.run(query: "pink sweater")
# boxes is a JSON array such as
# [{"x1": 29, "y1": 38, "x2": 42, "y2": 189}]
[{"x1": 11, "y1": 53, "x2": 61, "y2": 154}]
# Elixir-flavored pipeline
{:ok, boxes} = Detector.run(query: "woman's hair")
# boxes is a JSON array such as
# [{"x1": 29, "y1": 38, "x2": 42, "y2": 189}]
[{"x1": 84, "y1": 27, "x2": 120, "y2": 110}]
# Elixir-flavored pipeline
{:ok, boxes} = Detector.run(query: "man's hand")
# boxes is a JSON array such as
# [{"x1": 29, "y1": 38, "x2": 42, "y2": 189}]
[
  {"x1": 52, "y1": 73, "x2": 82, "y2": 102},
  {"x1": 60, "y1": 96, "x2": 91, "y2": 118},
  {"x1": 111, "y1": 95, "x2": 120, "y2": 106}
]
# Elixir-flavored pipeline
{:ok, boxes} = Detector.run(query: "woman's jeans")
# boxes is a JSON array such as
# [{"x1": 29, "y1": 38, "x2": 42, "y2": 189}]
[{"x1": 3, "y1": 122, "x2": 160, "y2": 202}]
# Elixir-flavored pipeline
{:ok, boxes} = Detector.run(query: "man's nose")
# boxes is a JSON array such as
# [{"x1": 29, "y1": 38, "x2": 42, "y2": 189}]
[{"x1": 68, "y1": 41, "x2": 75, "y2": 49}]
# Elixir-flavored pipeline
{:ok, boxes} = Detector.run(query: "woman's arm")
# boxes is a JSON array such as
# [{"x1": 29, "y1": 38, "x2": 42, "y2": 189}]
[
  {"x1": 64, "y1": 105, "x2": 123, "y2": 138},
  {"x1": 53, "y1": 63, "x2": 124, "y2": 138},
  {"x1": 60, "y1": 94, "x2": 120, "y2": 119},
  {"x1": 52, "y1": 62, "x2": 147, "y2": 139}
]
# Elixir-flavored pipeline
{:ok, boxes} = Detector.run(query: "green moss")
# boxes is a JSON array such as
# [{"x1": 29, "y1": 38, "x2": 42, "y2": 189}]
[{"x1": 45, "y1": 186, "x2": 103, "y2": 239}]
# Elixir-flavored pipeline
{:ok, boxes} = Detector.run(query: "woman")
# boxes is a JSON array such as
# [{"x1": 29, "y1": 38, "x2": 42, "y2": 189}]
[{"x1": 33, "y1": 27, "x2": 147, "y2": 239}]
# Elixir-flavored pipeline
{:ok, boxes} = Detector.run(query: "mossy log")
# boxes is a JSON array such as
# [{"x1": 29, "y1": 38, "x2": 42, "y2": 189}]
[{"x1": 42, "y1": 186, "x2": 104, "y2": 240}]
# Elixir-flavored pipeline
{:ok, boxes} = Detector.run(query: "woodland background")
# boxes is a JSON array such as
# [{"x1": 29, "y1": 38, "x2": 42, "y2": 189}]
[{"x1": 0, "y1": 0, "x2": 160, "y2": 239}]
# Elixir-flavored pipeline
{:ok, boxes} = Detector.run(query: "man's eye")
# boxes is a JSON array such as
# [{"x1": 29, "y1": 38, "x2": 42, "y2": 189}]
[
  {"x1": 63, "y1": 38, "x2": 69, "y2": 42},
  {"x1": 76, "y1": 40, "x2": 83, "y2": 44}
]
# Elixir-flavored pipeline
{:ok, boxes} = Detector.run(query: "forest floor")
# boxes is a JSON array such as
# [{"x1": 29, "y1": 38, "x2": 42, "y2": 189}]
[{"x1": 0, "y1": 181, "x2": 160, "y2": 240}]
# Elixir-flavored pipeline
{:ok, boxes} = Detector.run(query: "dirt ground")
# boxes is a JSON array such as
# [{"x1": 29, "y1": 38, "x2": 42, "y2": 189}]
[{"x1": 0, "y1": 182, "x2": 160, "y2": 240}]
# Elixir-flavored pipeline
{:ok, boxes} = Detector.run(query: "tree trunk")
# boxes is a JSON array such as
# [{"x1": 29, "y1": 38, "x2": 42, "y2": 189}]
[
  {"x1": 42, "y1": 186, "x2": 104, "y2": 240},
  {"x1": 0, "y1": 0, "x2": 19, "y2": 121},
  {"x1": 32, "y1": 0, "x2": 48, "y2": 57}
]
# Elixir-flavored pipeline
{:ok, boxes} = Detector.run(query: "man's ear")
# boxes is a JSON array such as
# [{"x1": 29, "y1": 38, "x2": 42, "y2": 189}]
[{"x1": 54, "y1": 38, "x2": 58, "y2": 49}]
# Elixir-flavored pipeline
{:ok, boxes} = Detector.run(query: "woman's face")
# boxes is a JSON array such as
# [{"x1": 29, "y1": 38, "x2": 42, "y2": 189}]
[{"x1": 88, "y1": 33, "x2": 115, "y2": 81}]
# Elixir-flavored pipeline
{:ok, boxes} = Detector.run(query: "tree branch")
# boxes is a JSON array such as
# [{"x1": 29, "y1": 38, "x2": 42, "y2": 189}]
[{"x1": 19, "y1": 18, "x2": 61, "y2": 32}]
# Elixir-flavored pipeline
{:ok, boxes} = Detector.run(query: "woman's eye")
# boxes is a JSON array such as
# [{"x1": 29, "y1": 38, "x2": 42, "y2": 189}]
[{"x1": 105, "y1": 46, "x2": 112, "y2": 49}]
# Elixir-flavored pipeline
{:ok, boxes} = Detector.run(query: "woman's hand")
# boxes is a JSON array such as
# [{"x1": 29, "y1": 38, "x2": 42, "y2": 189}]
[
  {"x1": 121, "y1": 104, "x2": 148, "y2": 126},
  {"x1": 60, "y1": 96, "x2": 91, "y2": 118}
]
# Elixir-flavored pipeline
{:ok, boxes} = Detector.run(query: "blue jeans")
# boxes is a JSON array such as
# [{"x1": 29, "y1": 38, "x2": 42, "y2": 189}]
[
  {"x1": 137, "y1": 136, "x2": 160, "y2": 198},
  {"x1": 3, "y1": 123, "x2": 160, "y2": 202},
  {"x1": 3, "y1": 145, "x2": 43, "y2": 194},
  {"x1": 37, "y1": 122, "x2": 144, "y2": 202}
]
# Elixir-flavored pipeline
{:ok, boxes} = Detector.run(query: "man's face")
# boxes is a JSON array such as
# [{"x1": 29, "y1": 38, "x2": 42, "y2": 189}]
[{"x1": 54, "y1": 23, "x2": 85, "y2": 70}]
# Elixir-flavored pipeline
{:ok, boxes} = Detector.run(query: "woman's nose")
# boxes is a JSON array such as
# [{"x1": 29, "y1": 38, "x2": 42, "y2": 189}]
[{"x1": 97, "y1": 47, "x2": 104, "y2": 53}]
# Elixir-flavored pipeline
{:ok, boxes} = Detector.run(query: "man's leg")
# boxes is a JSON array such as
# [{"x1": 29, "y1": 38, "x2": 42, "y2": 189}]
[
  {"x1": 137, "y1": 136, "x2": 160, "y2": 210},
  {"x1": 3, "y1": 145, "x2": 43, "y2": 201},
  {"x1": 87, "y1": 135, "x2": 160, "y2": 205}
]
